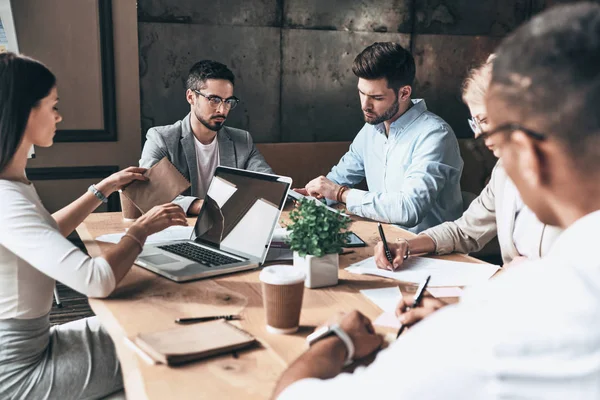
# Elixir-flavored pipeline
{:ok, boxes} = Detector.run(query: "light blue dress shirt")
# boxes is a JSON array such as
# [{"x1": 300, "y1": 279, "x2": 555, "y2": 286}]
[{"x1": 327, "y1": 99, "x2": 463, "y2": 233}]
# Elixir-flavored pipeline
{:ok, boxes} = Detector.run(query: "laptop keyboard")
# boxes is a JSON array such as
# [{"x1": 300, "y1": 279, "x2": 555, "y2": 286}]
[{"x1": 158, "y1": 243, "x2": 240, "y2": 267}]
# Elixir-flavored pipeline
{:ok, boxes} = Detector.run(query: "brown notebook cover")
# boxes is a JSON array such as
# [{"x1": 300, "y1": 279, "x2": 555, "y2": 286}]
[
  {"x1": 134, "y1": 320, "x2": 256, "y2": 365},
  {"x1": 122, "y1": 157, "x2": 191, "y2": 213}
]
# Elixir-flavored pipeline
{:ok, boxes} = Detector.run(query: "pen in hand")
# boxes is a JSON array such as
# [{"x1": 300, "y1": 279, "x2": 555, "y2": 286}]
[
  {"x1": 377, "y1": 223, "x2": 394, "y2": 267},
  {"x1": 397, "y1": 275, "x2": 431, "y2": 338}
]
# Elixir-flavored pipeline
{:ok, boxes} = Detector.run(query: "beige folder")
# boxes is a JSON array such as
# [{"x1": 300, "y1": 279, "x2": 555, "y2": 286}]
[{"x1": 122, "y1": 157, "x2": 191, "y2": 213}]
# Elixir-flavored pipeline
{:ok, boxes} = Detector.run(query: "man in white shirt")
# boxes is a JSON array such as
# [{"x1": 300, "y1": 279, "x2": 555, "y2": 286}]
[
  {"x1": 273, "y1": 3, "x2": 600, "y2": 399},
  {"x1": 140, "y1": 60, "x2": 273, "y2": 215}
]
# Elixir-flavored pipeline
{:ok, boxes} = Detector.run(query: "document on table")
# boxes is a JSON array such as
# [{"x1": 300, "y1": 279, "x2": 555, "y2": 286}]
[
  {"x1": 346, "y1": 256, "x2": 499, "y2": 287},
  {"x1": 360, "y1": 287, "x2": 402, "y2": 313},
  {"x1": 96, "y1": 226, "x2": 194, "y2": 246}
]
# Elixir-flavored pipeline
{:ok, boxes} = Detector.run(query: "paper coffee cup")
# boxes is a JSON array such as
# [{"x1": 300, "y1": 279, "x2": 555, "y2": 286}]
[
  {"x1": 119, "y1": 191, "x2": 142, "y2": 221},
  {"x1": 260, "y1": 265, "x2": 305, "y2": 334}
]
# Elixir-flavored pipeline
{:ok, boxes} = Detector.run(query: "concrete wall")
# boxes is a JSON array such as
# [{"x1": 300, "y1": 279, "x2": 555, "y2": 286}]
[{"x1": 138, "y1": 0, "x2": 564, "y2": 143}]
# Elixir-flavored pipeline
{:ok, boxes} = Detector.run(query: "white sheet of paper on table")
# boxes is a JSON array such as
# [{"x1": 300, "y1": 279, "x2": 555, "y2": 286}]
[
  {"x1": 374, "y1": 312, "x2": 401, "y2": 329},
  {"x1": 427, "y1": 287, "x2": 464, "y2": 298},
  {"x1": 359, "y1": 287, "x2": 402, "y2": 314},
  {"x1": 95, "y1": 226, "x2": 194, "y2": 246},
  {"x1": 207, "y1": 176, "x2": 237, "y2": 208},
  {"x1": 346, "y1": 256, "x2": 499, "y2": 287}
]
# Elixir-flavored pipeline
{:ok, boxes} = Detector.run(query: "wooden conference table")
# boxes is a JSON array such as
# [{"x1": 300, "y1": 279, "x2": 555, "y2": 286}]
[{"x1": 76, "y1": 210, "x2": 485, "y2": 399}]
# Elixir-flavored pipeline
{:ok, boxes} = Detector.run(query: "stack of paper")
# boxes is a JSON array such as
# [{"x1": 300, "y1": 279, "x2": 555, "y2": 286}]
[{"x1": 346, "y1": 256, "x2": 499, "y2": 287}]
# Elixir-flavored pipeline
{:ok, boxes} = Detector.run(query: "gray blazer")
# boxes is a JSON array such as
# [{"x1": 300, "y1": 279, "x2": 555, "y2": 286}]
[
  {"x1": 422, "y1": 162, "x2": 562, "y2": 264},
  {"x1": 139, "y1": 113, "x2": 273, "y2": 212}
]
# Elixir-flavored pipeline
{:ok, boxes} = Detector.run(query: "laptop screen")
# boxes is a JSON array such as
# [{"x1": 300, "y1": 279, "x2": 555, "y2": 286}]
[{"x1": 192, "y1": 167, "x2": 291, "y2": 261}]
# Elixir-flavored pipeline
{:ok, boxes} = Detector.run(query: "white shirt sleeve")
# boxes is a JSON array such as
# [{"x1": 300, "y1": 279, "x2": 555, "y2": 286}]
[
  {"x1": 278, "y1": 306, "x2": 489, "y2": 400},
  {"x1": 0, "y1": 185, "x2": 116, "y2": 298}
]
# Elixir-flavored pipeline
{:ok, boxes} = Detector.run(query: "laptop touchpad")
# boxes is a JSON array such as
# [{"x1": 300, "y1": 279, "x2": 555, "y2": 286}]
[{"x1": 140, "y1": 254, "x2": 178, "y2": 265}]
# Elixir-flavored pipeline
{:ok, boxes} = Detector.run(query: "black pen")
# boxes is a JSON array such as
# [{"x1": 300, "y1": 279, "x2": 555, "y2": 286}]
[
  {"x1": 175, "y1": 315, "x2": 240, "y2": 324},
  {"x1": 397, "y1": 275, "x2": 431, "y2": 338},
  {"x1": 377, "y1": 223, "x2": 394, "y2": 265}
]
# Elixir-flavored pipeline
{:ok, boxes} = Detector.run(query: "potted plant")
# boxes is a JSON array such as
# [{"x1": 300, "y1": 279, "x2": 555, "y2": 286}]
[{"x1": 286, "y1": 198, "x2": 351, "y2": 288}]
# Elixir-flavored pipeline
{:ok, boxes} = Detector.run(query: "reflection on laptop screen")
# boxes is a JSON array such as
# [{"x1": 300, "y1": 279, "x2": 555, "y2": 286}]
[{"x1": 193, "y1": 168, "x2": 289, "y2": 259}]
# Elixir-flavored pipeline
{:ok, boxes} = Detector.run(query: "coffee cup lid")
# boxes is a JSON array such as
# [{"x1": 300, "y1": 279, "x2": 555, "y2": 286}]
[{"x1": 259, "y1": 265, "x2": 305, "y2": 285}]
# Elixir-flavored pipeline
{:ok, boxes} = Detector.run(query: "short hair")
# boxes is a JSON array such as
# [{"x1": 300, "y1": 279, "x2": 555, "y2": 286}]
[
  {"x1": 0, "y1": 52, "x2": 56, "y2": 173},
  {"x1": 186, "y1": 60, "x2": 235, "y2": 91},
  {"x1": 462, "y1": 54, "x2": 495, "y2": 107},
  {"x1": 352, "y1": 42, "x2": 416, "y2": 90},
  {"x1": 491, "y1": 2, "x2": 600, "y2": 166}
]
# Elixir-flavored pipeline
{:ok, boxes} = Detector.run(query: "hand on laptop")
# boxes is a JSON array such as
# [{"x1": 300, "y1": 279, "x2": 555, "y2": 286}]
[
  {"x1": 304, "y1": 176, "x2": 341, "y2": 201},
  {"x1": 131, "y1": 203, "x2": 188, "y2": 238}
]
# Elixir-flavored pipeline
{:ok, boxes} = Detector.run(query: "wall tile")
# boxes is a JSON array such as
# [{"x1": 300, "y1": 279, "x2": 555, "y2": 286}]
[
  {"x1": 281, "y1": 30, "x2": 410, "y2": 142},
  {"x1": 284, "y1": 0, "x2": 412, "y2": 33},
  {"x1": 414, "y1": 0, "x2": 530, "y2": 36},
  {"x1": 138, "y1": 0, "x2": 280, "y2": 26},
  {"x1": 412, "y1": 34, "x2": 502, "y2": 138},
  {"x1": 139, "y1": 23, "x2": 281, "y2": 143}
]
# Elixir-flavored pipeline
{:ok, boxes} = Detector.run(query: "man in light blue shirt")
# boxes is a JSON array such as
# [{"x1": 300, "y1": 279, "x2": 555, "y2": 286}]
[{"x1": 300, "y1": 42, "x2": 463, "y2": 232}]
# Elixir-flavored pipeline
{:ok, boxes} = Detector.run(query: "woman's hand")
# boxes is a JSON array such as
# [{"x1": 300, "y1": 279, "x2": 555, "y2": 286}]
[
  {"x1": 96, "y1": 167, "x2": 148, "y2": 196},
  {"x1": 374, "y1": 241, "x2": 409, "y2": 271},
  {"x1": 129, "y1": 203, "x2": 188, "y2": 239}
]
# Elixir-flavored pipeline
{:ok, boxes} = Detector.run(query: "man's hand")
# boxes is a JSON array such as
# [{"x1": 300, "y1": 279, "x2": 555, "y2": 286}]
[
  {"x1": 325, "y1": 310, "x2": 383, "y2": 359},
  {"x1": 395, "y1": 294, "x2": 447, "y2": 326},
  {"x1": 305, "y1": 176, "x2": 341, "y2": 201}
]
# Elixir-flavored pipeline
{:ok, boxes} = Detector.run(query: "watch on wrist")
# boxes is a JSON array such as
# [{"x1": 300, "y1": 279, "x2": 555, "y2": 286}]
[
  {"x1": 88, "y1": 184, "x2": 108, "y2": 203},
  {"x1": 306, "y1": 323, "x2": 355, "y2": 366}
]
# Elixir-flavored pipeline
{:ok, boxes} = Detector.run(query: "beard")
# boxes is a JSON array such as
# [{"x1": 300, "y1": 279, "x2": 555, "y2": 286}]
[
  {"x1": 195, "y1": 110, "x2": 227, "y2": 131},
  {"x1": 364, "y1": 98, "x2": 400, "y2": 125}
]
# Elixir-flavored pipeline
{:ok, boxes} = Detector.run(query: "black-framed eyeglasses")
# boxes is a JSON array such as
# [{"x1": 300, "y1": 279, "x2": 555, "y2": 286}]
[
  {"x1": 476, "y1": 123, "x2": 547, "y2": 143},
  {"x1": 193, "y1": 89, "x2": 240, "y2": 110}
]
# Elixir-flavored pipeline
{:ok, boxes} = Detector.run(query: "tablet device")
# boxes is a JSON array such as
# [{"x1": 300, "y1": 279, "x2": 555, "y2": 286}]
[{"x1": 346, "y1": 232, "x2": 366, "y2": 248}]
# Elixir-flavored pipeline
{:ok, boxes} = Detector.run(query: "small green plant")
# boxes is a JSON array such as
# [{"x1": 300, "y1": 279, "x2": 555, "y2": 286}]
[{"x1": 286, "y1": 198, "x2": 351, "y2": 257}]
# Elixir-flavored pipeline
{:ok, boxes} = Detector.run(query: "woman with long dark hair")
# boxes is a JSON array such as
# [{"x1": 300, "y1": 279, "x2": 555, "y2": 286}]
[{"x1": 0, "y1": 52, "x2": 188, "y2": 398}]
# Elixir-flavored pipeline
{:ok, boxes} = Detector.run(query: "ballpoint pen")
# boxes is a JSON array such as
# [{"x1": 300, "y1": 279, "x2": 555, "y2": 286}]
[
  {"x1": 377, "y1": 223, "x2": 394, "y2": 264},
  {"x1": 397, "y1": 275, "x2": 431, "y2": 338},
  {"x1": 175, "y1": 315, "x2": 241, "y2": 324}
]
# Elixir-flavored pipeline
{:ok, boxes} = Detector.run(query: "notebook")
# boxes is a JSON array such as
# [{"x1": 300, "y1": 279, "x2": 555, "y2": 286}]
[
  {"x1": 134, "y1": 320, "x2": 256, "y2": 365},
  {"x1": 122, "y1": 157, "x2": 191, "y2": 213}
]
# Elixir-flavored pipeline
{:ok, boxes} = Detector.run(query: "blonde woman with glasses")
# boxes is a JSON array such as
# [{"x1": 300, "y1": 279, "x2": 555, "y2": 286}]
[{"x1": 374, "y1": 55, "x2": 562, "y2": 276}]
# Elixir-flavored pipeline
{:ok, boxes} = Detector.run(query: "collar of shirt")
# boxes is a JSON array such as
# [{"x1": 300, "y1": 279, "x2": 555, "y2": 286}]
[{"x1": 373, "y1": 99, "x2": 428, "y2": 137}]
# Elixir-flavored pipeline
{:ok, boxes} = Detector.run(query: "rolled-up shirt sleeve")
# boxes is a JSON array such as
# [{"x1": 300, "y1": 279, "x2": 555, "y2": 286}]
[{"x1": 0, "y1": 188, "x2": 116, "y2": 298}]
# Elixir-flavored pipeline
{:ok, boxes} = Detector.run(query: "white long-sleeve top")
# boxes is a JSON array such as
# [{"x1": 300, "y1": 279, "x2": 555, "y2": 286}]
[{"x1": 0, "y1": 180, "x2": 116, "y2": 319}]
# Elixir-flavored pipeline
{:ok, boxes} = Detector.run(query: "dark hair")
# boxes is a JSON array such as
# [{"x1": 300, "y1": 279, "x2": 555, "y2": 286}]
[
  {"x1": 352, "y1": 42, "x2": 416, "y2": 91},
  {"x1": 186, "y1": 60, "x2": 235, "y2": 91},
  {"x1": 491, "y1": 2, "x2": 600, "y2": 166},
  {"x1": 0, "y1": 52, "x2": 56, "y2": 172}
]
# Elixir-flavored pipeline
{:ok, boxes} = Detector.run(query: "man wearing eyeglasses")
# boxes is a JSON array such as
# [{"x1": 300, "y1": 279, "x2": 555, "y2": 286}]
[{"x1": 140, "y1": 60, "x2": 272, "y2": 215}]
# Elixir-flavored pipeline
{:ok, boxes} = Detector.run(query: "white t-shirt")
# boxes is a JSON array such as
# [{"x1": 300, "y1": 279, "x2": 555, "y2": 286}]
[
  {"x1": 280, "y1": 211, "x2": 600, "y2": 400},
  {"x1": 0, "y1": 180, "x2": 115, "y2": 319},
  {"x1": 194, "y1": 135, "x2": 220, "y2": 200}
]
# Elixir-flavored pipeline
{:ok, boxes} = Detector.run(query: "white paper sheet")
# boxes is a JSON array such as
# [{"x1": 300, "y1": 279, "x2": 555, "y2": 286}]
[
  {"x1": 346, "y1": 256, "x2": 499, "y2": 287},
  {"x1": 359, "y1": 287, "x2": 402, "y2": 313},
  {"x1": 207, "y1": 176, "x2": 237, "y2": 208},
  {"x1": 96, "y1": 226, "x2": 194, "y2": 246},
  {"x1": 427, "y1": 287, "x2": 464, "y2": 298},
  {"x1": 374, "y1": 312, "x2": 401, "y2": 329}
]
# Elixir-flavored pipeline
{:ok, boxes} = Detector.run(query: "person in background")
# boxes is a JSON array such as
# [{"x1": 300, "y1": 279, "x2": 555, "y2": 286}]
[
  {"x1": 297, "y1": 42, "x2": 463, "y2": 233},
  {"x1": 140, "y1": 60, "x2": 273, "y2": 215},
  {"x1": 273, "y1": 3, "x2": 600, "y2": 398},
  {"x1": 0, "y1": 53, "x2": 187, "y2": 399},
  {"x1": 373, "y1": 55, "x2": 562, "y2": 281}
]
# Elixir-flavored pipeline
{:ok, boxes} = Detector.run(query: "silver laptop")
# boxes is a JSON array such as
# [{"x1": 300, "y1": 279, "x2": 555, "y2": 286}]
[{"x1": 135, "y1": 166, "x2": 292, "y2": 282}]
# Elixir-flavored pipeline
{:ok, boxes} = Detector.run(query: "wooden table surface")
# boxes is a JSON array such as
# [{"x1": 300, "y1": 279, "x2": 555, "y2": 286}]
[{"x1": 77, "y1": 211, "x2": 485, "y2": 399}]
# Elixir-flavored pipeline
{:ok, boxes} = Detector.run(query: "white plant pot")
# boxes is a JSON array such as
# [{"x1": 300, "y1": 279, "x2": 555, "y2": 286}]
[{"x1": 293, "y1": 251, "x2": 339, "y2": 289}]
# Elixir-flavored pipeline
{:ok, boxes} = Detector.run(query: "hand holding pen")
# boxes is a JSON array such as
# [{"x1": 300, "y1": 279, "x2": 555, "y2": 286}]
[
  {"x1": 396, "y1": 276, "x2": 431, "y2": 338},
  {"x1": 376, "y1": 223, "x2": 410, "y2": 271},
  {"x1": 395, "y1": 277, "x2": 448, "y2": 337}
]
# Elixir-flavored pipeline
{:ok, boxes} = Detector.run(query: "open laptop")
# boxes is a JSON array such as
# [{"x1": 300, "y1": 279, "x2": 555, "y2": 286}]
[{"x1": 135, "y1": 166, "x2": 292, "y2": 282}]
